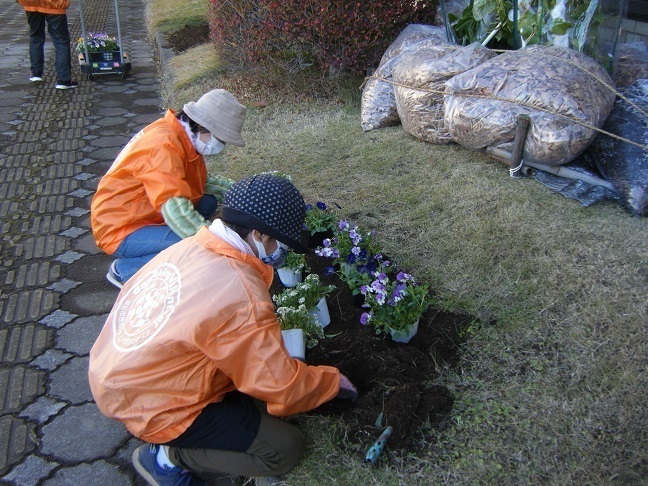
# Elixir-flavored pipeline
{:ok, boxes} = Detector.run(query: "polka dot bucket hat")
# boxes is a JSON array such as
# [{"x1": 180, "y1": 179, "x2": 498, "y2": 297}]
[{"x1": 223, "y1": 174, "x2": 307, "y2": 253}]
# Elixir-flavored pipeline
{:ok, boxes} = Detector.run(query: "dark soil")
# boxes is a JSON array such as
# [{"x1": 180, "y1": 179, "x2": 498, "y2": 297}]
[
  {"x1": 271, "y1": 233, "x2": 472, "y2": 456},
  {"x1": 166, "y1": 23, "x2": 210, "y2": 53}
]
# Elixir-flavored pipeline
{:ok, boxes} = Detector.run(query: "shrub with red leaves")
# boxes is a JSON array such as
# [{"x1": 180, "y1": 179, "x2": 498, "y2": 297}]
[{"x1": 209, "y1": 0, "x2": 438, "y2": 74}]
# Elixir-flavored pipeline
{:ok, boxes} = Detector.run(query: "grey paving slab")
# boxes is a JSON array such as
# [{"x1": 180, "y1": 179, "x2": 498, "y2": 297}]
[
  {"x1": 39, "y1": 310, "x2": 77, "y2": 329},
  {"x1": 47, "y1": 278, "x2": 82, "y2": 294},
  {"x1": 40, "y1": 403, "x2": 131, "y2": 462},
  {"x1": 56, "y1": 315, "x2": 107, "y2": 355},
  {"x1": 19, "y1": 396, "x2": 66, "y2": 423},
  {"x1": 71, "y1": 232, "x2": 102, "y2": 255},
  {"x1": 48, "y1": 356, "x2": 93, "y2": 404},
  {"x1": 61, "y1": 280, "x2": 118, "y2": 316},
  {"x1": 31, "y1": 348, "x2": 73, "y2": 371},
  {"x1": 0, "y1": 0, "x2": 165, "y2": 480},
  {"x1": 43, "y1": 460, "x2": 131, "y2": 485},
  {"x1": 2, "y1": 454, "x2": 59, "y2": 485}
]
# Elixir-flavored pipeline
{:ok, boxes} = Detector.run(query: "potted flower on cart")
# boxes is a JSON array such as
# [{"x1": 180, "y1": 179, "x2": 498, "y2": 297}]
[
  {"x1": 276, "y1": 250, "x2": 309, "y2": 287},
  {"x1": 77, "y1": 32, "x2": 120, "y2": 61},
  {"x1": 273, "y1": 273, "x2": 335, "y2": 329},
  {"x1": 359, "y1": 264, "x2": 430, "y2": 344}
]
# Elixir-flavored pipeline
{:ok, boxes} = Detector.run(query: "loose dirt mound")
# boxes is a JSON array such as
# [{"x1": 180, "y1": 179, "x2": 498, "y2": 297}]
[
  {"x1": 166, "y1": 23, "x2": 210, "y2": 53},
  {"x1": 272, "y1": 240, "x2": 471, "y2": 453}
]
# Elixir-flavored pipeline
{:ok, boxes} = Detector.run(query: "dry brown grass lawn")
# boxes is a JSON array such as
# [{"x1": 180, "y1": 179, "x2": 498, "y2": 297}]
[{"x1": 154, "y1": 10, "x2": 648, "y2": 484}]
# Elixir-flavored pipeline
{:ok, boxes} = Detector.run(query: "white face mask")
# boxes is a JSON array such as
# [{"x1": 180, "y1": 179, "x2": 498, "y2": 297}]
[
  {"x1": 194, "y1": 132, "x2": 225, "y2": 155},
  {"x1": 253, "y1": 237, "x2": 289, "y2": 268}
]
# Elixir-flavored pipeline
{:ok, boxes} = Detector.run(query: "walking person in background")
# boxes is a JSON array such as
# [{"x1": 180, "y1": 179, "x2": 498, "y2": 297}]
[
  {"x1": 91, "y1": 88, "x2": 247, "y2": 289},
  {"x1": 89, "y1": 174, "x2": 358, "y2": 485},
  {"x1": 17, "y1": 0, "x2": 78, "y2": 89}
]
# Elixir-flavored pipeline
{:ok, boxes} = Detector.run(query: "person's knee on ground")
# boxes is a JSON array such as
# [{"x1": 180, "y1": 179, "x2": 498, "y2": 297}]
[{"x1": 168, "y1": 414, "x2": 305, "y2": 478}]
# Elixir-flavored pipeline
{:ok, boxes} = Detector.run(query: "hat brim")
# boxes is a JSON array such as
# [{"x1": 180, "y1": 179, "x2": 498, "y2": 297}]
[
  {"x1": 184, "y1": 102, "x2": 246, "y2": 147},
  {"x1": 223, "y1": 207, "x2": 308, "y2": 253}
]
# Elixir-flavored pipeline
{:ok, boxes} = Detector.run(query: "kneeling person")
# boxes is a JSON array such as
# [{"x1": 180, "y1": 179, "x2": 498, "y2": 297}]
[{"x1": 88, "y1": 174, "x2": 357, "y2": 485}]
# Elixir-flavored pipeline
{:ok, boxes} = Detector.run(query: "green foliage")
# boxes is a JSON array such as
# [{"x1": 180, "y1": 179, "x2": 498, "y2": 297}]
[
  {"x1": 281, "y1": 250, "x2": 309, "y2": 273},
  {"x1": 449, "y1": 0, "x2": 602, "y2": 50},
  {"x1": 304, "y1": 201, "x2": 337, "y2": 235},
  {"x1": 272, "y1": 273, "x2": 335, "y2": 310}
]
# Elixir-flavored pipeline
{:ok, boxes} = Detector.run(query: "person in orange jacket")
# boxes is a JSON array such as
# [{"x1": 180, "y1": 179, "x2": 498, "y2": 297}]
[
  {"x1": 91, "y1": 88, "x2": 247, "y2": 289},
  {"x1": 17, "y1": 0, "x2": 78, "y2": 89},
  {"x1": 89, "y1": 173, "x2": 358, "y2": 485}
]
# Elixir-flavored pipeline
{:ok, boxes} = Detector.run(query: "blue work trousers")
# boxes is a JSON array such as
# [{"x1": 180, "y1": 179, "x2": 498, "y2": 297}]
[{"x1": 112, "y1": 195, "x2": 218, "y2": 282}]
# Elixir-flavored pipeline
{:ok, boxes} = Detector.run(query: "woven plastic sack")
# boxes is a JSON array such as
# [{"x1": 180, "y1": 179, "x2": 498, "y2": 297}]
[
  {"x1": 591, "y1": 79, "x2": 648, "y2": 216},
  {"x1": 360, "y1": 24, "x2": 449, "y2": 132},
  {"x1": 444, "y1": 45, "x2": 616, "y2": 165},
  {"x1": 393, "y1": 42, "x2": 495, "y2": 144}
]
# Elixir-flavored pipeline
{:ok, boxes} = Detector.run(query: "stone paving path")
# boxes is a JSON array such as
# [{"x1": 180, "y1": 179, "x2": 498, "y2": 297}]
[{"x1": 0, "y1": 0, "x2": 165, "y2": 484}]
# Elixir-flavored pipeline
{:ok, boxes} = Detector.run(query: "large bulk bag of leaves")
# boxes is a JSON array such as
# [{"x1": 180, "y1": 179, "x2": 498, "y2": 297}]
[
  {"x1": 392, "y1": 42, "x2": 495, "y2": 144},
  {"x1": 444, "y1": 45, "x2": 616, "y2": 165},
  {"x1": 361, "y1": 24, "x2": 449, "y2": 132}
]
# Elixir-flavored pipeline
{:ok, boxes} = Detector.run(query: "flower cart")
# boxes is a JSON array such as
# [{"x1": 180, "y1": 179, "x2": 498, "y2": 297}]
[{"x1": 77, "y1": 0, "x2": 131, "y2": 79}]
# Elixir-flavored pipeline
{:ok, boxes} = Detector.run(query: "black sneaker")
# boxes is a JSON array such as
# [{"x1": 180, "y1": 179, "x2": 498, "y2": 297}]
[
  {"x1": 29, "y1": 75, "x2": 44, "y2": 82},
  {"x1": 55, "y1": 80, "x2": 79, "y2": 90}
]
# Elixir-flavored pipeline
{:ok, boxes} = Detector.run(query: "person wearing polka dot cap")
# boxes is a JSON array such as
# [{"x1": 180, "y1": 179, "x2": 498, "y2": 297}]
[{"x1": 89, "y1": 173, "x2": 357, "y2": 485}]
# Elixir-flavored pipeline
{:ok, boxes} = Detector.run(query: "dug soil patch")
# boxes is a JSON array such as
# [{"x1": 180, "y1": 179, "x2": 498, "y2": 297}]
[
  {"x1": 272, "y1": 239, "x2": 472, "y2": 454},
  {"x1": 166, "y1": 23, "x2": 210, "y2": 53}
]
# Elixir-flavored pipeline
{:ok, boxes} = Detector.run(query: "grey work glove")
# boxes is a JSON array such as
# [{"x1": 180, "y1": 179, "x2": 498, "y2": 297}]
[{"x1": 337, "y1": 373, "x2": 358, "y2": 402}]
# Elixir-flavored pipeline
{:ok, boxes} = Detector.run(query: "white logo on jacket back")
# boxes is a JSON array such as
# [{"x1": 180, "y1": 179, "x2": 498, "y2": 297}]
[{"x1": 112, "y1": 263, "x2": 182, "y2": 352}]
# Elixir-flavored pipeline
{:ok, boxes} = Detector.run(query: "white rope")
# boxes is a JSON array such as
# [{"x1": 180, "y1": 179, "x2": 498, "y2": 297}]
[
  {"x1": 509, "y1": 159, "x2": 525, "y2": 176},
  {"x1": 364, "y1": 75, "x2": 648, "y2": 153}
]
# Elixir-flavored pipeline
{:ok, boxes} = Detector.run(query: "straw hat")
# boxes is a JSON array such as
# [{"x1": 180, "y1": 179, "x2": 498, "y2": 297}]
[
  {"x1": 223, "y1": 174, "x2": 307, "y2": 253},
  {"x1": 183, "y1": 89, "x2": 247, "y2": 147}
]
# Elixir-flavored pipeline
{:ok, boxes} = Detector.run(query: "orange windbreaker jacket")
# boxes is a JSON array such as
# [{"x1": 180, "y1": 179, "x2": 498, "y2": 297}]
[
  {"x1": 91, "y1": 110, "x2": 207, "y2": 254},
  {"x1": 17, "y1": 0, "x2": 69, "y2": 14},
  {"x1": 88, "y1": 227, "x2": 341, "y2": 444}
]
